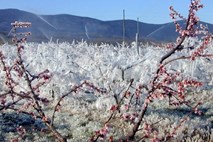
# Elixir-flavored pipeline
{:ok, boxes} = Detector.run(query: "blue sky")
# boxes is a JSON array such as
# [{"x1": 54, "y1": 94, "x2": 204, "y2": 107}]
[{"x1": 0, "y1": 0, "x2": 212, "y2": 24}]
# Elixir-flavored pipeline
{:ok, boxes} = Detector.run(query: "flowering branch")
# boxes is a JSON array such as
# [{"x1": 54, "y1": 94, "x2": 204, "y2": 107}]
[
  {"x1": 119, "y1": 0, "x2": 212, "y2": 141},
  {"x1": 0, "y1": 21, "x2": 67, "y2": 142}
]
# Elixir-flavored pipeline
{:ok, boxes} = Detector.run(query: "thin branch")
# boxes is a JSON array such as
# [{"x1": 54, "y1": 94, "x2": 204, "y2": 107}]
[
  {"x1": 163, "y1": 53, "x2": 213, "y2": 66},
  {"x1": 0, "y1": 98, "x2": 21, "y2": 111},
  {"x1": 51, "y1": 82, "x2": 85, "y2": 126}
]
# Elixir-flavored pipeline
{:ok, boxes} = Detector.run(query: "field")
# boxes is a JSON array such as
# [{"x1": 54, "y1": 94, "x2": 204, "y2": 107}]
[{"x1": 0, "y1": 41, "x2": 212, "y2": 141}]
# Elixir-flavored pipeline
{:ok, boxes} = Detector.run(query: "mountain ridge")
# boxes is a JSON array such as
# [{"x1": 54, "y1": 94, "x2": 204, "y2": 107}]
[{"x1": 0, "y1": 9, "x2": 212, "y2": 44}]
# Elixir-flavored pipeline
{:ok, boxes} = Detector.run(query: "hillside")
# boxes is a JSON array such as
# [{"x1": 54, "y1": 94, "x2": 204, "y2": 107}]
[{"x1": 0, "y1": 9, "x2": 213, "y2": 43}]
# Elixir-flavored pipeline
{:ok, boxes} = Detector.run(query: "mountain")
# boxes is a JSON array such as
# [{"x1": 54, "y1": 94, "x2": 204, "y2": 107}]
[
  {"x1": 147, "y1": 20, "x2": 213, "y2": 42},
  {"x1": 0, "y1": 9, "x2": 213, "y2": 44}
]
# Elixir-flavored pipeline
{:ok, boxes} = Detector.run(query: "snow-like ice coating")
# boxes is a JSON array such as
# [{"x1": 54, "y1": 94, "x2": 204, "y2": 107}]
[
  {"x1": 1, "y1": 40, "x2": 212, "y2": 94},
  {"x1": 0, "y1": 40, "x2": 212, "y2": 141}
]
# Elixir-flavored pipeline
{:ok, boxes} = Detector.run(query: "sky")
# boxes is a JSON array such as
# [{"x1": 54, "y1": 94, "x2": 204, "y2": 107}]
[{"x1": 0, "y1": 0, "x2": 212, "y2": 24}]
